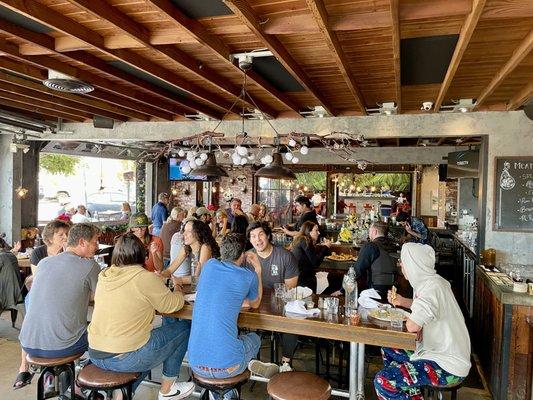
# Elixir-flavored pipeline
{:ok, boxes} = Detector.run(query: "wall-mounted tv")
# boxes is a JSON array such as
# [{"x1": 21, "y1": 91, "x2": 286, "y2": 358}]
[
  {"x1": 168, "y1": 157, "x2": 207, "y2": 181},
  {"x1": 447, "y1": 150, "x2": 479, "y2": 179}
]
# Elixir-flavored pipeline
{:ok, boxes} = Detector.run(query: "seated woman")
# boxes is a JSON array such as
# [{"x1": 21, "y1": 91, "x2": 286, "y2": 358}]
[
  {"x1": 215, "y1": 210, "x2": 229, "y2": 239},
  {"x1": 161, "y1": 219, "x2": 220, "y2": 284},
  {"x1": 289, "y1": 221, "x2": 331, "y2": 292},
  {"x1": 374, "y1": 243, "x2": 471, "y2": 399},
  {"x1": 257, "y1": 204, "x2": 272, "y2": 226},
  {"x1": 88, "y1": 233, "x2": 194, "y2": 400},
  {"x1": 128, "y1": 212, "x2": 164, "y2": 273}
]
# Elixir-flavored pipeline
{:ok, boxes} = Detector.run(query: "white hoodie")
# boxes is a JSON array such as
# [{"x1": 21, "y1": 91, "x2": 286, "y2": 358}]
[{"x1": 401, "y1": 243, "x2": 471, "y2": 377}]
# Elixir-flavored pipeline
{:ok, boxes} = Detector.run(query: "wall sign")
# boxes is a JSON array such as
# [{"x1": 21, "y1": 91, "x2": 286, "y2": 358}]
[{"x1": 494, "y1": 157, "x2": 533, "y2": 232}]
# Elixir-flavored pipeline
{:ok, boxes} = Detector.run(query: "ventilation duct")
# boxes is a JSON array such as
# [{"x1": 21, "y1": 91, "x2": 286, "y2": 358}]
[{"x1": 43, "y1": 70, "x2": 94, "y2": 93}]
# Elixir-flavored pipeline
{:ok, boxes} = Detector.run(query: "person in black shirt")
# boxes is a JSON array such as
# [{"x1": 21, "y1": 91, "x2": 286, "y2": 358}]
[
  {"x1": 290, "y1": 221, "x2": 331, "y2": 292},
  {"x1": 282, "y1": 195, "x2": 318, "y2": 237},
  {"x1": 355, "y1": 222, "x2": 398, "y2": 299}
]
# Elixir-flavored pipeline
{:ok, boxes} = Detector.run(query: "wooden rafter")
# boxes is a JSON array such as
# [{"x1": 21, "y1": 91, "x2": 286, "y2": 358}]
[
  {"x1": 0, "y1": 22, "x2": 197, "y2": 120},
  {"x1": 0, "y1": 97, "x2": 85, "y2": 122},
  {"x1": 0, "y1": 56, "x2": 45, "y2": 80},
  {"x1": 434, "y1": 0, "x2": 487, "y2": 111},
  {"x1": 146, "y1": 0, "x2": 301, "y2": 116},
  {"x1": 223, "y1": 0, "x2": 337, "y2": 116},
  {"x1": 0, "y1": 68, "x2": 147, "y2": 121},
  {"x1": 475, "y1": 28, "x2": 533, "y2": 108},
  {"x1": 0, "y1": 0, "x2": 226, "y2": 119},
  {"x1": 507, "y1": 82, "x2": 533, "y2": 110},
  {"x1": 305, "y1": 0, "x2": 366, "y2": 114},
  {"x1": 65, "y1": 0, "x2": 278, "y2": 118},
  {"x1": 390, "y1": 0, "x2": 401, "y2": 113}
]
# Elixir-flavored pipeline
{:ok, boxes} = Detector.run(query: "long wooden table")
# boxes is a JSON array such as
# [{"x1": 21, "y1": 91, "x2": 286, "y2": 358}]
[{"x1": 167, "y1": 294, "x2": 416, "y2": 400}]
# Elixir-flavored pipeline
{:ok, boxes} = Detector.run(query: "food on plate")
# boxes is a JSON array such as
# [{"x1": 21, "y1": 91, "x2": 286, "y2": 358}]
[
  {"x1": 368, "y1": 307, "x2": 408, "y2": 322},
  {"x1": 326, "y1": 252, "x2": 356, "y2": 262}
]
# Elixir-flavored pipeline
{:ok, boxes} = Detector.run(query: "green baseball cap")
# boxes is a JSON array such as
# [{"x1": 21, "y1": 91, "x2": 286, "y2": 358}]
[{"x1": 129, "y1": 212, "x2": 150, "y2": 228}]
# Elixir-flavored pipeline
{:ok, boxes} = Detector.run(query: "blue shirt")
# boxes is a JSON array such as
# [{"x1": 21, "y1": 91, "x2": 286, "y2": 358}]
[
  {"x1": 188, "y1": 258, "x2": 258, "y2": 369},
  {"x1": 410, "y1": 217, "x2": 429, "y2": 245},
  {"x1": 151, "y1": 202, "x2": 168, "y2": 236}
]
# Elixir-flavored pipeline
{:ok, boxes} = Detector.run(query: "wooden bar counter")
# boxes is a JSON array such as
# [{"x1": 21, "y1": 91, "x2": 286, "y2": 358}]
[{"x1": 473, "y1": 266, "x2": 533, "y2": 400}]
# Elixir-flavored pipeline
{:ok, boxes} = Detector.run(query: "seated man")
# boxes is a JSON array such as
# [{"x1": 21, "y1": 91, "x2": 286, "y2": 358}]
[
  {"x1": 188, "y1": 234, "x2": 271, "y2": 399},
  {"x1": 396, "y1": 212, "x2": 429, "y2": 245},
  {"x1": 247, "y1": 222, "x2": 299, "y2": 372},
  {"x1": 374, "y1": 243, "x2": 471, "y2": 399},
  {"x1": 355, "y1": 221, "x2": 397, "y2": 299},
  {"x1": 18, "y1": 223, "x2": 100, "y2": 396}
]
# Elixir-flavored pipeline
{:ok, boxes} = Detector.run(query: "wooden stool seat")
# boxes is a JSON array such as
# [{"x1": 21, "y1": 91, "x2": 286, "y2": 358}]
[
  {"x1": 267, "y1": 371, "x2": 331, "y2": 400},
  {"x1": 26, "y1": 352, "x2": 83, "y2": 367},
  {"x1": 77, "y1": 364, "x2": 139, "y2": 389},
  {"x1": 193, "y1": 370, "x2": 250, "y2": 388}
]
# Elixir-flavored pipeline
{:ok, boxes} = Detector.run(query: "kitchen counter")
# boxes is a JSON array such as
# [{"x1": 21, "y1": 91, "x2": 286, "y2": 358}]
[
  {"x1": 477, "y1": 266, "x2": 533, "y2": 307},
  {"x1": 452, "y1": 233, "x2": 477, "y2": 256}
]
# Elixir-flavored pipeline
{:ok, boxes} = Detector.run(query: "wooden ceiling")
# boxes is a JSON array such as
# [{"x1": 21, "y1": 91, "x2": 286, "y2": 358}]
[{"x1": 0, "y1": 0, "x2": 531, "y2": 123}]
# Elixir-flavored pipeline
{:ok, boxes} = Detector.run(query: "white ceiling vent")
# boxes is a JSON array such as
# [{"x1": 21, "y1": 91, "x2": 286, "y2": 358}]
[{"x1": 43, "y1": 70, "x2": 94, "y2": 94}]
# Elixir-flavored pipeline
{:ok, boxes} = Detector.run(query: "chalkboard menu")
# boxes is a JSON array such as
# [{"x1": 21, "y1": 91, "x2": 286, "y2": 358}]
[{"x1": 494, "y1": 157, "x2": 533, "y2": 231}]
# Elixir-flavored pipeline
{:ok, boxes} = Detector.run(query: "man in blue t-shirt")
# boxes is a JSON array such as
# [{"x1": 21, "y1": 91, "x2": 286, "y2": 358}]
[
  {"x1": 188, "y1": 234, "x2": 277, "y2": 399},
  {"x1": 151, "y1": 192, "x2": 169, "y2": 236}
]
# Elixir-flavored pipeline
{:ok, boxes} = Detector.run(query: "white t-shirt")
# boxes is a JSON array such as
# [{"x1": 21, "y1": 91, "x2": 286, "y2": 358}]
[
  {"x1": 169, "y1": 232, "x2": 190, "y2": 277},
  {"x1": 409, "y1": 276, "x2": 471, "y2": 377},
  {"x1": 71, "y1": 213, "x2": 91, "y2": 223}
]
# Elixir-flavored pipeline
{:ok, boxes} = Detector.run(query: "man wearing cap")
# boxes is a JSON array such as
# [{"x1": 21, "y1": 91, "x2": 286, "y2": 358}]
[
  {"x1": 196, "y1": 207, "x2": 216, "y2": 237},
  {"x1": 151, "y1": 193, "x2": 170, "y2": 237}
]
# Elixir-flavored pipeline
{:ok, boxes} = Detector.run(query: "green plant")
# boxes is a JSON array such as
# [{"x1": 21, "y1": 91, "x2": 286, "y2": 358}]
[
  {"x1": 295, "y1": 171, "x2": 327, "y2": 191},
  {"x1": 101, "y1": 223, "x2": 128, "y2": 233},
  {"x1": 40, "y1": 154, "x2": 80, "y2": 175}
]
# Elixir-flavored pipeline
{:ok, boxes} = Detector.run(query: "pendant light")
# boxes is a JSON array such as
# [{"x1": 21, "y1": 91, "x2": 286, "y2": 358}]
[
  {"x1": 191, "y1": 152, "x2": 228, "y2": 179},
  {"x1": 255, "y1": 151, "x2": 296, "y2": 180}
]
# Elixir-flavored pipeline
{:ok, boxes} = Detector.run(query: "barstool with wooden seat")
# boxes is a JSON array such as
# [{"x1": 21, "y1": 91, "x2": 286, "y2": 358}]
[
  {"x1": 193, "y1": 370, "x2": 250, "y2": 399},
  {"x1": 76, "y1": 364, "x2": 139, "y2": 400},
  {"x1": 26, "y1": 352, "x2": 83, "y2": 400},
  {"x1": 424, "y1": 380, "x2": 464, "y2": 400},
  {"x1": 267, "y1": 371, "x2": 331, "y2": 400}
]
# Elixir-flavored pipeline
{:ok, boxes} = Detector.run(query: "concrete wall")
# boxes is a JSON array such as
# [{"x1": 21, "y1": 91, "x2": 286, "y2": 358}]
[
  {"x1": 0, "y1": 134, "x2": 21, "y2": 243},
  {"x1": 420, "y1": 166, "x2": 439, "y2": 216},
  {"x1": 458, "y1": 178, "x2": 479, "y2": 218}
]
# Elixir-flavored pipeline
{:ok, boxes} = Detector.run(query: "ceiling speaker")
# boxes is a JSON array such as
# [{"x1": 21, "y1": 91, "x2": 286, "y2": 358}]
[
  {"x1": 523, "y1": 104, "x2": 533, "y2": 121},
  {"x1": 93, "y1": 116, "x2": 114, "y2": 129}
]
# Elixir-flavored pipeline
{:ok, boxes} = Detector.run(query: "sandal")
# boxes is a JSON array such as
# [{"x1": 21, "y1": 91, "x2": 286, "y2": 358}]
[{"x1": 13, "y1": 371, "x2": 34, "y2": 390}]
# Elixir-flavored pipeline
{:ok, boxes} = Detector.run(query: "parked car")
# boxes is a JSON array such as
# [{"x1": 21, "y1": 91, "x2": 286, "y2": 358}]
[
  {"x1": 86, "y1": 191, "x2": 134, "y2": 216},
  {"x1": 39, "y1": 186, "x2": 70, "y2": 203}
]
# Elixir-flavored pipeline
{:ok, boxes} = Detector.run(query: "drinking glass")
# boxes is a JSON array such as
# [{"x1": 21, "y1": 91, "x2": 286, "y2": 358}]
[
  {"x1": 190, "y1": 259, "x2": 199, "y2": 291},
  {"x1": 274, "y1": 283, "x2": 287, "y2": 299},
  {"x1": 389, "y1": 309, "x2": 404, "y2": 330},
  {"x1": 324, "y1": 297, "x2": 339, "y2": 314}
]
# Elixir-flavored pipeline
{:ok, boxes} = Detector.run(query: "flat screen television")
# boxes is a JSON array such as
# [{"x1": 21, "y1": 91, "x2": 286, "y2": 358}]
[
  {"x1": 447, "y1": 150, "x2": 479, "y2": 179},
  {"x1": 168, "y1": 157, "x2": 207, "y2": 181}
]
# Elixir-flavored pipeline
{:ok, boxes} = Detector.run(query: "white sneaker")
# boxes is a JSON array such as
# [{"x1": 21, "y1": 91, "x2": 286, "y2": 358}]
[
  {"x1": 247, "y1": 360, "x2": 280, "y2": 379},
  {"x1": 158, "y1": 381, "x2": 195, "y2": 400},
  {"x1": 279, "y1": 362, "x2": 293, "y2": 373}
]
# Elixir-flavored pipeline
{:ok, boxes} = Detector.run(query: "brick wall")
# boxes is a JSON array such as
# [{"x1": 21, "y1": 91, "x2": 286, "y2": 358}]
[{"x1": 218, "y1": 166, "x2": 254, "y2": 213}]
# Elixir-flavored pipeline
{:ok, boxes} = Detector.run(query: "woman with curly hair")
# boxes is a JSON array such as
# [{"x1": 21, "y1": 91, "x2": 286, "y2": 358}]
[
  {"x1": 161, "y1": 220, "x2": 220, "y2": 285},
  {"x1": 290, "y1": 221, "x2": 331, "y2": 291}
]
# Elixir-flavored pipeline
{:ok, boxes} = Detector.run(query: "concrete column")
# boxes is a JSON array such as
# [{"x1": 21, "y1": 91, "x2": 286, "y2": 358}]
[
  {"x1": 135, "y1": 160, "x2": 146, "y2": 213},
  {"x1": 21, "y1": 142, "x2": 40, "y2": 227},
  {"x1": 0, "y1": 134, "x2": 21, "y2": 243}
]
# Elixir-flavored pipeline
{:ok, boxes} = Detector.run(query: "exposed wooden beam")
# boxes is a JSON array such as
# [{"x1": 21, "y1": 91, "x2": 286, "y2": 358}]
[
  {"x1": 475, "y1": 28, "x2": 533, "y2": 108},
  {"x1": 0, "y1": 20, "x2": 195, "y2": 120},
  {"x1": 66, "y1": 0, "x2": 271, "y2": 116},
  {"x1": 0, "y1": 70, "x2": 140, "y2": 121},
  {"x1": 0, "y1": 0, "x2": 225, "y2": 119},
  {"x1": 0, "y1": 97, "x2": 85, "y2": 122},
  {"x1": 434, "y1": 0, "x2": 487, "y2": 111},
  {"x1": 0, "y1": 56, "x2": 45, "y2": 80},
  {"x1": 146, "y1": 0, "x2": 301, "y2": 116},
  {"x1": 223, "y1": 0, "x2": 337, "y2": 116},
  {"x1": 507, "y1": 82, "x2": 533, "y2": 111},
  {"x1": 390, "y1": 0, "x2": 401, "y2": 113},
  {"x1": 305, "y1": 0, "x2": 366, "y2": 114}
]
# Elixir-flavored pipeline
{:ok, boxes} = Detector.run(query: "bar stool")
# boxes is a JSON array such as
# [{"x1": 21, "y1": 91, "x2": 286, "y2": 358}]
[
  {"x1": 193, "y1": 370, "x2": 250, "y2": 399},
  {"x1": 267, "y1": 371, "x2": 331, "y2": 400},
  {"x1": 26, "y1": 352, "x2": 83, "y2": 400},
  {"x1": 76, "y1": 364, "x2": 139, "y2": 400},
  {"x1": 424, "y1": 380, "x2": 464, "y2": 400}
]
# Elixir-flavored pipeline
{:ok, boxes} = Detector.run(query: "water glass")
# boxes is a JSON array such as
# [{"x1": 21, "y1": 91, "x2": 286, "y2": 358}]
[
  {"x1": 274, "y1": 283, "x2": 287, "y2": 299},
  {"x1": 324, "y1": 297, "x2": 339, "y2": 315},
  {"x1": 389, "y1": 309, "x2": 404, "y2": 330}
]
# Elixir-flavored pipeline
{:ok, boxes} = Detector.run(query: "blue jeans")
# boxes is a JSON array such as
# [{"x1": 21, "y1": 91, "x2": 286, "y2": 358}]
[
  {"x1": 91, "y1": 317, "x2": 191, "y2": 392},
  {"x1": 23, "y1": 331, "x2": 88, "y2": 358},
  {"x1": 192, "y1": 333, "x2": 260, "y2": 379}
]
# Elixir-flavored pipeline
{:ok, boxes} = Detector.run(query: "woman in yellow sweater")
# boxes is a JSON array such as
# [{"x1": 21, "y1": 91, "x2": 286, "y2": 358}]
[{"x1": 88, "y1": 233, "x2": 194, "y2": 400}]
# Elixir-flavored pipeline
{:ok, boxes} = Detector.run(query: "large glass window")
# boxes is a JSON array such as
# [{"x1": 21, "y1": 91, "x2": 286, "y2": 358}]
[{"x1": 256, "y1": 177, "x2": 294, "y2": 226}]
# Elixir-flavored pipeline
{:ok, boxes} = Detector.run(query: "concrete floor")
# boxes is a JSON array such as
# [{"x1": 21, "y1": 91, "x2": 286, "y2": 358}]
[{"x1": 0, "y1": 306, "x2": 492, "y2": 400}]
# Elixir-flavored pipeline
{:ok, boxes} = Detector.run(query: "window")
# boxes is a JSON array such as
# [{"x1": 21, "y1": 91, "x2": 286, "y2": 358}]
[{"x1": 256, "y1": 177, "x2": 294, "y2": 226}]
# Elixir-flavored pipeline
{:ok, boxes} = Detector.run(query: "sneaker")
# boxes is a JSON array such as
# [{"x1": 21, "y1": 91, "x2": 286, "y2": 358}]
[
  {"x1": 248, "y1": 360, "x2": 280, "y2": 379},
  {"x1": 279, "y1": 362, "x2": 293, "y2": 373},
  {"x1": 209, "y1": 388, "x2": 238, "y2": 400},
  {"x1": 158, "y1": 381, "x2": 195, "y2": 400}
]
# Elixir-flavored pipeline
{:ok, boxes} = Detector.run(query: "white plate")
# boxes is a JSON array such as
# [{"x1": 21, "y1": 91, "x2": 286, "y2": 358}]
[
  {"x1": 183, "y1": 293, "x2": 196, "y2": 303},
  {"x1": 368, "y1": 307, "x2": 410, "y2": 322},
  {"x1": 286, "y1": 286, "x2": 313, "y2": 300}
]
